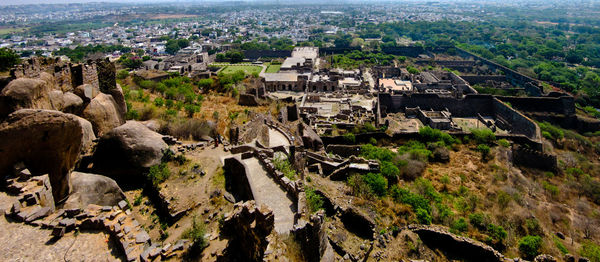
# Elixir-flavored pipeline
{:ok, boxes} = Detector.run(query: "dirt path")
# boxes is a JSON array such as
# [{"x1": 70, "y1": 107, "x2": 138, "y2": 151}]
[{"x1": 242, "y1": 157, "x2": 295, "y2": 234}]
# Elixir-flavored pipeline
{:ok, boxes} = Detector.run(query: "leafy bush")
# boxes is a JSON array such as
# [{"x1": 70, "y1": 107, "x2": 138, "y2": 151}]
[
  {"x1": 348, "y1": 174, "x2": 373, "y2": 198},
  {"x1": 117, "y1": 69, "x2": 129, "y2": 79},
  {"x1": 476, "y1": 144, "x2": 491, "y2": 160},
  {"x1": 487, "y1": 223, "x2": 507, "y2": 243},
  {"x1": 518, "y1": 235, "x2": 543, "y2": 259},
  {"x1": 305, "y1": 187, "x2": 324, "y2": 213},
  {"x1": 469, "y1": 212, "x2": 488, "y2": 230},
  {"x1": 380, "y1": 161, "x2": 400, "y2": 179},
  {"x1": 273, "y1": 154, "x2": 297, "y2": 180},
  {"x1": 362, "y1": 173, "x2": 388, "y2": 197},
  {"x1": 542, "y1": 181, "x2": 560, "y2": 198},
  {"x1": 538, "y1": 122, "x2": 564, "y2": 140},
  {"x1": 497, "y1": 139, "x2": 510, "y2": 148},
  {"x1": 343, "y1": 133, "x2": 356, "y2": 143},
  {"x1": 154, "y1": 97, "x2": 164, "y2": 107},
  {"x1": 451, "y1": 217, "x2": 468, "y2": 233},
  {"x1": 148, "y1": 163, "x2": 170, "y2": 186},
  {"x1": 390, "y1": 186, "x2": 431, "y2": 213},
  {"x1": 471, "y1": 129, "x2": 496, "y2": 144},
  {"x1": 360, "y1": 144, "x2": 395, "y2": 162},
  {"x1": 182, "y1": 216, "x2": 208, "y2": 251},
  {"x1": 369, "y1": 137, "x2": 377, "y2": 145},
  {"x1": 416, "y1": 208, "x2": 432, "y2": 224},
  {"x1": 419, "y1": 126, "x2": 456, "y2": 145}
]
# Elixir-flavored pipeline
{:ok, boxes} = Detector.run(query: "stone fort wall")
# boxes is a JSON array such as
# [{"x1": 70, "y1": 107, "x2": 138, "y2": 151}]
[
  {"x1": 10, "y1": 57, "x2": 115, "y2": 92},
  {"x1": 378, "y1": 93, "x2": 540, "y2": 141},
  {"x1": 496, "y1": 95, "x2": 575, "y2": 116}
]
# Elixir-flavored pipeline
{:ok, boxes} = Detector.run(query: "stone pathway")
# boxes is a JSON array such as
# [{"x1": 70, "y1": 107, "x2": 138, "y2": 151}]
[
  {"x1": 268, "y1": 128, "x2": 290, "y2": 148},
  {"x1": 242, "y1": 157, "x2": 295, "y2": 234}
]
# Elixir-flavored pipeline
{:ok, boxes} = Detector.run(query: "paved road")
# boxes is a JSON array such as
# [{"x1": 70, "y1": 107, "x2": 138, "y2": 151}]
[
  {"x1": 269, "y1": 128, "x2": 290, "y2": 148},
  {"x1": 242, "y1": 157, "x2": 295, "y2": 234}
]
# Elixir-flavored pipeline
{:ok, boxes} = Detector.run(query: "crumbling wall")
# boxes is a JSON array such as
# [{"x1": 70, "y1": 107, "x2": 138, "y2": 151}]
[
  {"x1": 378, "y1": 93, "x2": 541, "y2": 141},
  {"x1": 223, "y1": 157, "x2": 254, "y2": 202},
  {"x1": 493, "y1": 98, "x2": 540, "y2": 141},
  {"x1": 9, "y1": 57, "x2": 112, "y2": 94},
  {"x1": 380, "y1": 93, "x2": 494, "y2": 117},
  {"x1": 497, "y1": 95, "x2": 575, "y2": 116},
  {"x1": 461, "y1": 75, "x2": 508, "y2": 85},
  {"x1": 455, "y1": 47, "x2": 543, "y2": 96},
  {"x1": 512, "y1": 145, "x2": 557, "y2": 171}
]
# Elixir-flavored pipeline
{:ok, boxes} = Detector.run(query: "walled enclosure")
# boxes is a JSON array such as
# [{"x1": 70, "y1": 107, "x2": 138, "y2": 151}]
[{"x1": 378, "y1": 93, "x2": 541, "y2": 142}]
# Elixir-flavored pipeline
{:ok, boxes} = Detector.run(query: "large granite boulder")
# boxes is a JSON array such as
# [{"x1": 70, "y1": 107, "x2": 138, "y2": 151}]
[
  {"x1": 48, "y1": 90, "x2": 84, "y2": 114},
  {"x1": 0, "y1": 109, "x2": 83, "y2": 202},
  {"x1": 74, "y1": 116, "x2": 96, "y2": 155},
  {"x1": 73, "y1": 83, "x2": 100, "y2": 102},
  {"x1": 299, "y1": 123, "x2": 323, "y2": 151},
  {"x1": 0, "y1": 78, "x2": 53, "y2": 118},
  {"x1": 63, "y1": 172, "x2": 126, "y2": 209},
  {"x1": 219, "y1": 201, "x2": 274, "y2": 261},
  {"x1": 93, "y1": 121, "x2": 168, "y2": 180},
  {"x1": 82, "y1": 93, "x2": 125, "y2": 136},
  {"x1": 109, "y1": 83, "x2": 127, "y2": 119}
]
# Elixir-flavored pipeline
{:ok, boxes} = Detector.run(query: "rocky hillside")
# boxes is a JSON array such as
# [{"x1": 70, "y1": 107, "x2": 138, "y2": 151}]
[{"x1": 0, "y1": 57, "x2": 599, "y2": 262}]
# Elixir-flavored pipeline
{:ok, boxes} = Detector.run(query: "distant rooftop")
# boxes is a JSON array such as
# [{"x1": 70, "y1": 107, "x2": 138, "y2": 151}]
[
  {"x1": 380, "y1": 78, "x2": 413, "y2": 92},
  {"x1": 291, "y1": 47, "x2": 318, "y2": 60},
  {"x1": 264, "y1": 72, "x2": 298, "y2": 82},
  {"x1": 281, "y1": 57, "x2": 305, "y2": 69}
]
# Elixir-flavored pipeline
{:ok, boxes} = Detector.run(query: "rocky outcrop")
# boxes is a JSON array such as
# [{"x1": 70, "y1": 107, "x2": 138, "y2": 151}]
[
  {"x1": 239, "y1": 93, "x2": 260, "y2": 106},
  {"x1": 534, "y1": 254, "x2": 557, "y2": 262},
  {"x1": 292, "y1": 211, "x2": 334, "y2": 262},
  {"x1": 74, "y1": 83, "x2": 99, "y2": 102},
  {"x1": 340, "y1": 206, "x2": 376, "y2": 240},
  {"x1": 74, "y1": 116, "x2": 96, "y2": 155},
  {"x1": 48, "y1": 90, "x2": 84, "y2": 114},
  {"x1": 0, "y1": 109, "x2": 82, "y2": 202},
  {"x1": 0, "y1": 78, "x2": 53, "y2": 118},
  {"x1": 109, "y1": 84, "x2": 127, "y2": 118},
  {"x1": 141, "y1": 119, "x2": 161, "y2": 132},
  {"x1": 82, "y1": 93, "x2": 125, "y2": 136},
  {"x1": 93, "y1": 121, "x2": 168, "y2": 180},
  {"x1": 63, "y1": 172, "x2": 126, "y2": 209},
  {"x1": 410, "y1": 224, "x2": 506, "y2": 262},
  {"x1": 219, "y1": 201, "x2": 274, "y2": 262},
  {"x1": 299, "y1": 123, "x2": 323, "y2": 151}
]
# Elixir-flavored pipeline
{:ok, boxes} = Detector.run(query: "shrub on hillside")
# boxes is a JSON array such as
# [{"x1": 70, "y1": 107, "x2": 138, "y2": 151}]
[
  {"x1": 305, "y1": 187, "x2": 324, "y2": 214},
  {"x1": 419, "y1": 126, "x2": 456, "y2": 145},
  {"x1": 518, "y1": 235, "x2": 543, "y2": 259},
  {"x1": 471, "y1": 129, "x2": 496, "y2": 144}
]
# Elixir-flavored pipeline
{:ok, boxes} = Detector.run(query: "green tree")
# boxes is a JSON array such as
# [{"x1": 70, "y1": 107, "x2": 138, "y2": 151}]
[{"x1": 0, "y1": 48, "x2": 20, "y2": 71}]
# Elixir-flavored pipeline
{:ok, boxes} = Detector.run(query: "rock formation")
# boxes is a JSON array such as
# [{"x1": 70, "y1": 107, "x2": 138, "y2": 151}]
[
  {"x1": 82, "y1": 93, "x2": 125, "y2": 136},
  {"x1": 63, "y1": 171, "x2": 126, "y2": 209},
  {"x1": 93, "y1": 121, "x2": 168, "y2": 180},
  {"x1": 0, "y1": 78, "x2": 53, "y2": 118},
  {"x1": 219, "y1": 201, "x2": 274, "y2": 261},
  {"x1": 292, "y1": 211, "x2": 334, "y2": 262},
  {"x1": 0, "y1": 109, "x2": 83, "y2": 201},
  {"x1": 299, "y1": 123, "x2": 323, "y2": 151}
]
